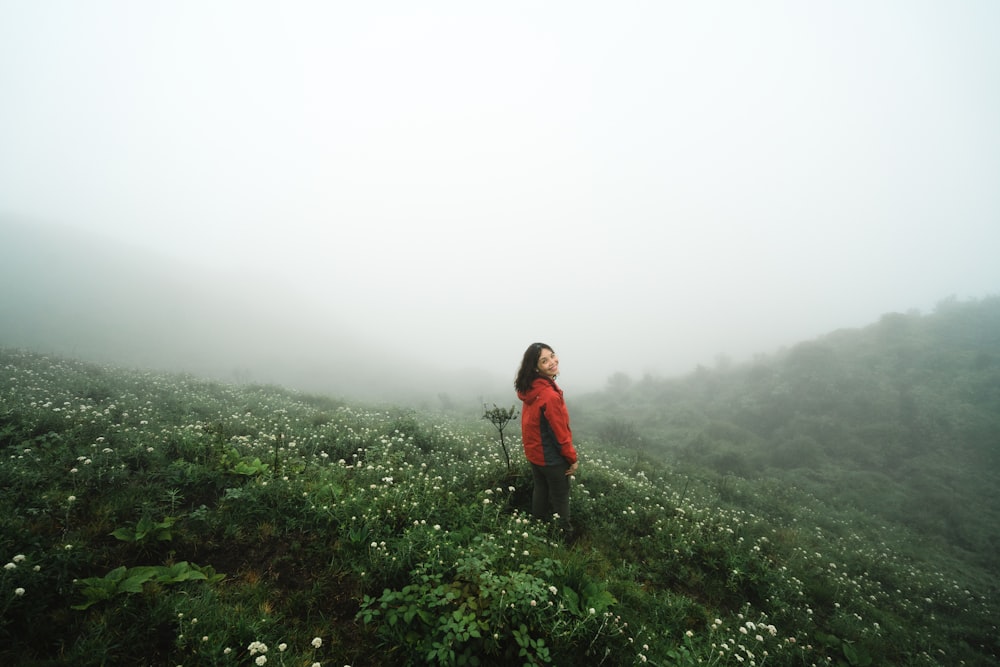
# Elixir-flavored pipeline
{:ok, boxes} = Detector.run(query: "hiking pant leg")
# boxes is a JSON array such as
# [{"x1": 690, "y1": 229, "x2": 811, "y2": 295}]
[
  {"x1": 531, "y1": 463, "x2": 570, "y2": 524},
  {"x1": 530, "y1": 463, "x2": 550, "y2": 520},
  {"x1": 545, "y1": 464, "x2": 570, "y2": 525}
]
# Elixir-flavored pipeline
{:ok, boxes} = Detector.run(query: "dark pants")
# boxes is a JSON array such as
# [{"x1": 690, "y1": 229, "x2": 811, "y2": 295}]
[{"x1": 530, "y1": 462, "x2": 570, "y2": 526}]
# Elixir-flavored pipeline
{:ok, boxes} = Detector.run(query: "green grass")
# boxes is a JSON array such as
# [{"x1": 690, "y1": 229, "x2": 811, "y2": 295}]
[{"x1": 1, "y1": 348, "x2": 997, "y2": 666}]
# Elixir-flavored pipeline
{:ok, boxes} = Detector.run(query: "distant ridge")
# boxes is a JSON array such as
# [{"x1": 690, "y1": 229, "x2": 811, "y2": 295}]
[{"x1": 573, "y1": 295, "x2": 1000, "y2": 568}]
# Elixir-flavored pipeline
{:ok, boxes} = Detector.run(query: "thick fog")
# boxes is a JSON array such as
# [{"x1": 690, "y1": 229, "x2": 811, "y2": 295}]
[{"x1": 2, "y1": 2, "x2": 999, "y2": 403}]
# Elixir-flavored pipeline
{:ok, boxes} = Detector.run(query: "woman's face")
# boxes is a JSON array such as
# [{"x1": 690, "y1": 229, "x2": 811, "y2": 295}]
[{"x1": 536, "y1": 348, "x2": 559, "y2": 379}]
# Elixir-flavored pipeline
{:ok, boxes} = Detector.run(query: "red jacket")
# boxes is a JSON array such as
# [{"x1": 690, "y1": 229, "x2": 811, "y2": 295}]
[{"x1": 517, "y1": 377, "x2": 577, "y2": 467}]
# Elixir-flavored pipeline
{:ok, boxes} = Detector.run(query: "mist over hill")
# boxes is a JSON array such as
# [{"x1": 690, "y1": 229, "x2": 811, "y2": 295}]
[
  {"x1": 572, "y1": 295, "x2": 1000, "y2": 567},
  {"x1": 0, "y1": 221, "x2": 508, "y2": 406}
]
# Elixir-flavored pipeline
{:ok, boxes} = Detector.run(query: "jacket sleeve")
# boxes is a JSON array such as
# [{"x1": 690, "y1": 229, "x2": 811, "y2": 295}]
[{"x1": 544, "y1": 394, "x2": 577, "y2": 464}]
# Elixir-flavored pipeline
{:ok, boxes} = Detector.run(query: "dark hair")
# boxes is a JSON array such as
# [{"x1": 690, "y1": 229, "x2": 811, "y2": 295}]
[{"x1": 514, "y1": 342, "x2": 553, "y2": 394}]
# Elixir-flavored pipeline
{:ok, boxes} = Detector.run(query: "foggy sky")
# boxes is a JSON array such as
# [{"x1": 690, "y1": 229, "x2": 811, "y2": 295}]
[{"x1": 2, "y1": 1, "x2": 999, "y2": 394}]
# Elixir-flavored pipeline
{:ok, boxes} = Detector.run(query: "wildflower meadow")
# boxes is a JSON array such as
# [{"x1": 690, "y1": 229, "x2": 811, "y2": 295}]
[{"x1": 1, "y1": 346, "x2": 997, "y2": 666}]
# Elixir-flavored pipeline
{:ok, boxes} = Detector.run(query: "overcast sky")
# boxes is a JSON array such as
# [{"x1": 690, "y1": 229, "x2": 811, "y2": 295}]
[{"x1": 2, "y1": 1, "x2": 998, "y2": 392}]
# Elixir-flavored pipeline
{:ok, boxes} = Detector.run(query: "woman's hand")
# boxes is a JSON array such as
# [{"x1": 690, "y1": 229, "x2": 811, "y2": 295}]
[{"x1": 566, "y1": 461, "x2": 578, "y2": 476}]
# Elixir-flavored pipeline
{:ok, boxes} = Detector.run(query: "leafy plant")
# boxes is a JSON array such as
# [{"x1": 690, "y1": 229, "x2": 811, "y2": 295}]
[
  {"x1": 815, "y1": 631, "x2": 874, "y2": 666},
  {"x1": 561, "y1": 580, "x2": 616, "y2": 618},
  {"x1": 110, "y1": 514, "x2": 177, "y2": 544},
  {"x1": 72, "y1": 561, "x2": 225, "y2": 610},
  {"x1": 221, "y1": 446, "x2": 271, "y2": 476}
]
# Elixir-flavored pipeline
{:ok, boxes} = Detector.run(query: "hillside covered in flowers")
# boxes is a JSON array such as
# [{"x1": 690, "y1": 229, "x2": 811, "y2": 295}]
[{"x1": 1, "y1": 337, "x2": 997, "y2": 665}]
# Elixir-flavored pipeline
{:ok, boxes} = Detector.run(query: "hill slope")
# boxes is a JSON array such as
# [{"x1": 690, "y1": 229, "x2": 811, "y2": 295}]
[
  {"x1": 573, "y1": 296, "x2": 1000, "y2": 569},
  {"x1": 2, "y1": 342, "x2": 998, "y2": 665}
]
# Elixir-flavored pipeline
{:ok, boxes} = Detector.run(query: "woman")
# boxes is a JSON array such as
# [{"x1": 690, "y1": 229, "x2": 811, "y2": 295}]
[{"x1": 515, "y1": 342, "x2": 578, "y2": 533}]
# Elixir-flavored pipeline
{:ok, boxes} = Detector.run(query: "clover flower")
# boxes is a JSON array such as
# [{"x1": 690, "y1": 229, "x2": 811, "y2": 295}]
[
  {"x1": 312, "y1": 637, "x2": 322, "y2": 648},
  {"x1": 14, "y1": 587, "x2": 25, "y2": 596}
]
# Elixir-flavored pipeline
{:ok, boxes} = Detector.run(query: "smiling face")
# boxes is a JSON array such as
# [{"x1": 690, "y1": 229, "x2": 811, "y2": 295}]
[{"x1": 536, "y1": 348, "x2": 559, "y2": 379}]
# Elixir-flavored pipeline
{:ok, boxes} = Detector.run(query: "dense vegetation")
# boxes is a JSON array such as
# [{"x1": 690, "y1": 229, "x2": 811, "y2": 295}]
[
  {"x1": 573, "y1": 296, "x2": 1000, "y2": 572},
  {"x1": 1, "y1": 296, "x2": 998, "y2": 666}
]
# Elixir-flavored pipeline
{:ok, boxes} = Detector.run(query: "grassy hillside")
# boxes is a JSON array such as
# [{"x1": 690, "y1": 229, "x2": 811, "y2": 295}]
[
  {"x1": 1, "y1": 333, "x2": 998, "y2": 665},
  {"x1": 573, "y1": 296, "x2": 1000, "y2": 572}
]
